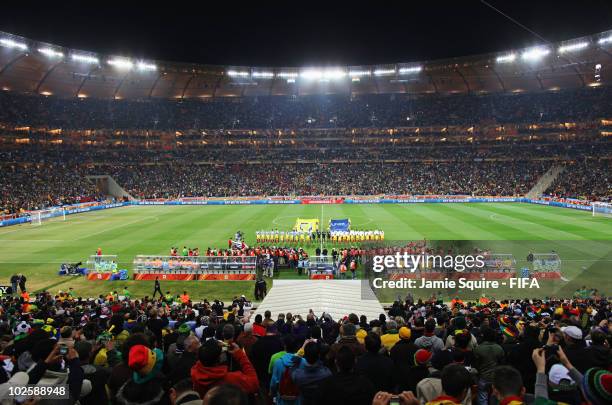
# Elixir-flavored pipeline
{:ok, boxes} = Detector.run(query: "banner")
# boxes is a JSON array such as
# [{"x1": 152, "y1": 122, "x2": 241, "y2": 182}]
[
  {"x1": 293, "y1": 218, "x2": 320, "y2": 232},
  {"x1": 133, "y1": 255, "x2": 257, "y2": 272},
  {"x1": 301, "y1": 198, "x2": 344, "y2": 204},
  {"x1": 329, "y1": 218, "x2": 350, "y2": 232},
  {"x1": 87, "y1": 272, "x2": 113, "y2": 281},
  {"x1": 310, "y1": 273, "x2": 335, "y2": 280},
  {"x1": 133, "y1": 273, "x2": 255, "y2": 281}
]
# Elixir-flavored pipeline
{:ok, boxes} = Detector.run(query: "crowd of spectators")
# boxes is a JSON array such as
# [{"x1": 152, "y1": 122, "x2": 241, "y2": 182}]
[
  {"x1": 1, "y1": 140, "x2": 609, "y2": 165},
  {"x1": 0, "y1": 290, "x2": 609, "y2": 404},
  {"x1": 89, "y1": 161, "x2": 548, "y2": 199},
  {"x1": 1, "y1": 87, "x2": 611, "y2": 130},
  {"x1": 0, "y1": 164, "x2": 101, "y2": 214},
  {"x1": 0, "y1": 86, "x2": 610, "y2": 214},
  {"x1": 547, "y1": 160, "x2": 610, "y2": 201},
  {"x1": 2, "y1": 157, "x2": 608, "y2": 214}
]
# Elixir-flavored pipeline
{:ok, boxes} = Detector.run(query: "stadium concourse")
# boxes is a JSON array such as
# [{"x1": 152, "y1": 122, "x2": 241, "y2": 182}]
[{"x1": 0, "y1": 26, "x2": 610, "y2": 405}]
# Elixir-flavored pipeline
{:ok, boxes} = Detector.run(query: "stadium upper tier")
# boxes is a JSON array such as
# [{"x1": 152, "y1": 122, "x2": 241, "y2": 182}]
[
  {"x1": 1, "y1": 86, "x2": 612, "y2": 130},
  {"x1": 0, "y1": 29, "x2": 611, "y2": 99}
]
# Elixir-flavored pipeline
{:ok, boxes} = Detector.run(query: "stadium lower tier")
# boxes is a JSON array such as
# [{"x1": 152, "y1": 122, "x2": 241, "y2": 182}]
[{"x1": 0, "y1": 159, "x2": 609, "y2": 214}]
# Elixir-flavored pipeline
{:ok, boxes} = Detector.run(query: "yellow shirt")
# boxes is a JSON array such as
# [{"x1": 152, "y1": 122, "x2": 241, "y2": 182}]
[{"x1": 380, "y1": 331, "x2": 400, "y2": 351}]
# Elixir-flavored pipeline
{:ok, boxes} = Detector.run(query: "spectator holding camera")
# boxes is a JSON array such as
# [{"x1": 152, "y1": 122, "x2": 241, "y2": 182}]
[{"x1": 190, "y1": 339, "x2": 259, "y2": 398}]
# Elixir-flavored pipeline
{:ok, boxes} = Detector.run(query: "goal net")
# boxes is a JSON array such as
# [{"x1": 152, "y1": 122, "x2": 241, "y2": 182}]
[
  {"x1": 592, "y1": 202, "x2": 612, "y2": 218},
  {"x1": 30, "y1": 207, "x2": 66, "y2": 226}
]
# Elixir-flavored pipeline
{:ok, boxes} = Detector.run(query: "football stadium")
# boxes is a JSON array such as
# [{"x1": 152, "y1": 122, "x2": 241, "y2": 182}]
[{"x1": 0, "y1": 3, "x2": 611, "y2": 405}]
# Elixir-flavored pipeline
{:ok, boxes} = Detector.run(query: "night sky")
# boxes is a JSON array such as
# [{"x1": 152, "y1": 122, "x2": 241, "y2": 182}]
[{"x1": 1, "y1": 1, "x2": 612, "y2": 67}]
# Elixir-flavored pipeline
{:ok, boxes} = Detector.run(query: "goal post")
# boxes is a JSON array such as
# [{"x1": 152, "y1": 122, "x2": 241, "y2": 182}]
[
  {"x1": 592, "y1": 202, "x2": 612, "y2": 218},
  {"x1": 30, "y1": 207, "x2": 66, "y2": 226}
]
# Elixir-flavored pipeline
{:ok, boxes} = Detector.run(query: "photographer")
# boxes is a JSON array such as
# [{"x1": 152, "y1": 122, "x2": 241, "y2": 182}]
[
  {"x1": 28, "y1": 341, "x2": 88, "y2": 403},
  {"x1": 191, "y1": 339, "x2": 259, "y2": 398}
]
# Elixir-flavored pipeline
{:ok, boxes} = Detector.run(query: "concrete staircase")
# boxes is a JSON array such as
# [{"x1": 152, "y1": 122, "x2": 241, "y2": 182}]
[
  {"x1": 86, "y1": 175, "x2": 133, "y2": 200},
  {"x1": 526, "y1": 165, "x2": 565, "y2": 199}
]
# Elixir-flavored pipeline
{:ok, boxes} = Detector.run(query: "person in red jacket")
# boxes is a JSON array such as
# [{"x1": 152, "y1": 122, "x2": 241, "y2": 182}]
[{"x1": 191, "y1": 339, "x2": 259, "y2": 398}]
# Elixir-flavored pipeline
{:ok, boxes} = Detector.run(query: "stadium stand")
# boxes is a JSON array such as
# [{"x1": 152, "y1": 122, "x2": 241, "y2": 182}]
[
  {"x1": 0, "y1": 290, "x2": 609, "y2": 404},
  {"x1": 0, "y1": 88, "x2": 610, "y2": 213},
  {"x1": 0, "y1": 26, "x2": 610, "y2": 405},
  {"x1": 0, "y1": 88, "x2": 611, "y2": 129}
]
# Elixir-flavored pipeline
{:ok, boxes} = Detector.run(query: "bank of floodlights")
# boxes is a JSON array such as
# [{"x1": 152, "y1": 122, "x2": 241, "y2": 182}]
[
  {"x1": 71, "y1": 53, "x2": 99, "y2": 64},
  {"x1": 348, "y1": 70, "x2": 371, "y2": 77},
  {"x1": 107, "y1": 58, "x2": 134, "y2": 70},
  {"x1": 373, "y1": 68, "x2": 396, "y2": 76},
  {"x1": 38, "y1": 47, "x2": 64, "y2": 58},
  {"x1": 398, "y1": 66, "x2": 422, "y2": 74},
  {"x1": 496, "y1": 53, "x2": 516, "y2": 63},
  {"x1": 137, "y1": 62, "x2": 157, "y2": 71},
  {"x1": 521, "y1": 47, "x2": 550, "y2": 61},
  {"x1": 227, "y1": 70, "x2": 249, "y2": 77},
  {"x1": 558, "y1": 42, "x2": 589, "y2": 53},
  {"x1": 0, "y1": 38, "x2": 28, "y2": 50},
  {"x1": 598, "y1": 35, "x2": 612, "y2": 45},
  {"x1": 300, "y1": 68, "x2": 347, "y2": 81},
  {"x1": 252, "y1": 71, "x2": 274, "y2": 79}
]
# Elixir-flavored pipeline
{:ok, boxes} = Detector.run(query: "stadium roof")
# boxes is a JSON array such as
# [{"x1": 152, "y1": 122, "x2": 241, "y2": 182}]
[{"x1": 0, "y1": 29, "x2": 611, "y2": 100}]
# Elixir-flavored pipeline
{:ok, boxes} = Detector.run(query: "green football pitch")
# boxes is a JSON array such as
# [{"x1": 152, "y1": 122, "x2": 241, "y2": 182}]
[{"x1": 0, "y1": 203, "x2": 610, "y2": 302}]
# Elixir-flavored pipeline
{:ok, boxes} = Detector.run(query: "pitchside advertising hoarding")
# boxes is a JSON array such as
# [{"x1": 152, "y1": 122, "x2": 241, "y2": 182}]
[
  {"x1": 359, "y1": 240, "x2": 611, "y2": 301},
  {"x1": 0, "y1": 196, "x2": 596, "y2": 228}
]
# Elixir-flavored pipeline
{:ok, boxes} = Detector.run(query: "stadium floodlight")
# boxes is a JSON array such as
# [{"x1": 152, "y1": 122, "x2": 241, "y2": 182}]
[
  {"x1": 598, "y1": 35, "x2": 612, "y2": 45},
  {"x1": 252, "y1": 71, "x2": 274, "y2": 79},
  {"x1": 300, "y1": 69, "x2": 346, "y2": 81},
  {"x1": 38, "y1": 47, "x2": 64, "y2": 58},
  {"x1": 398, "y1": 66, "x2": 422, "y2": 74},
  {"x1": 137, "y1": 61, "x2": 157, "y2": 71},
  {"x1": 108, "y1": 58, "x2": 134, "y2": 70},
  {"x1": 558, "y1": 42, "x2": 588, "y2": 53},
  {"x1": 0, "y1": 38, "x2": 28, "y2": 50},
  {"x1": 71, "y1": 54, "x2": 99, "y2": 64},
  {"x1": 227, "y1": 70, "x2": 249, "y2": 77},
  {"x1": 349, "y1": 70, "x2": 371, "y2": 77},
  {"x1": 521, "y1": 47, "x2": 550, "y2": 61},
  {"x1": 373, "y1": 68, "x2": 396, "y2": 76},
  {"x1": 300, "y1": 69, "x2": 322, "y2": 80},
  {"x1": 496, "y1": 53, "x2": 516, "y2": 63},
  {"x1": 321, "y1": 69, "x2": 346, "y2": 80},
  {"x1": 277, "y1": 72, "x2": 298, "y2": 78}
]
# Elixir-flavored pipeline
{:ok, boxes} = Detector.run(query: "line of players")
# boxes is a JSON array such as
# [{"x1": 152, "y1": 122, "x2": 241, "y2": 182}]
[{"x1": 256, "y1": 229, "x2": 385, "y2": 244}]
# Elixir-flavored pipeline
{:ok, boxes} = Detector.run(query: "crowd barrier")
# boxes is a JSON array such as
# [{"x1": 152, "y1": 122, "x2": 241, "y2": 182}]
[
  {"x1": 135, "y1": 196, "x2": 592, "y2": 210},
  {"x1": 137, "y1": 199, "x2": 301, "y2": 206}
]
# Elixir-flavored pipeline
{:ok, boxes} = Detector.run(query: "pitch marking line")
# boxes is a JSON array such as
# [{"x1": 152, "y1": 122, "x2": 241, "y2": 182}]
[{"x1": 0, "y1": 239, "x2": 65, "y2": 242}]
